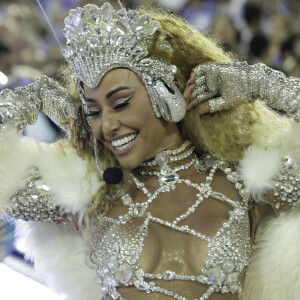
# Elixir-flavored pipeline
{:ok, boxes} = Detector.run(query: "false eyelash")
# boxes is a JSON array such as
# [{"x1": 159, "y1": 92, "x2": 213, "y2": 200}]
[
  {"x1": 85, "y1": 110, "x2": 101, "y2": 117},
  {"x1": 85, "y1": 96, "x2": 133, "y2": 116},
  {"x1": 113, "y1": 96, "x2": 133, "y2": 109}
]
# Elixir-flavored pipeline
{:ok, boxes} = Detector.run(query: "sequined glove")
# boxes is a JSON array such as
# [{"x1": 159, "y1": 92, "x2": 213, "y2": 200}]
[
  {"x1": 4, "y1": 167, "x2": 66, "y2": 223},
  {"x1": 193, "y1": 62, "x2": 300, "y2": 121},
  {"x1": 0, "y1": 75, "x2": 80, "y2": 132}
]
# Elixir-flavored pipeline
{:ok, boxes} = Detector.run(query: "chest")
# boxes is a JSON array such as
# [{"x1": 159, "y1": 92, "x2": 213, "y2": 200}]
[{"x1": 92, "y1": 162, "x2": 251, "y2": 299}]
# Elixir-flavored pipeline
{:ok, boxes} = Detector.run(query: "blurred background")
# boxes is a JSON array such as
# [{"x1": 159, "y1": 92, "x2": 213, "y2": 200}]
[
  {"x1": 0, "y1": 0, "x2": 300, "y2": 298},
  {"x1": 2, "y1": 0, "x2": 300, "y2": 83}
]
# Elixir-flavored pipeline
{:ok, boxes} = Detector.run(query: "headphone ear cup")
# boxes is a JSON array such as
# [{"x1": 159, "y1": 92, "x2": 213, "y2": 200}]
[{"x1": 152, "y1": 79, "x2": 186, "y2": 122}]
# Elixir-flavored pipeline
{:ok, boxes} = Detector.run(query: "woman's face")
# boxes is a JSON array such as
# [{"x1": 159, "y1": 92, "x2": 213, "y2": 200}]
[{"x1": 83, "y1": 68, "x2": 183, "y2": 169}]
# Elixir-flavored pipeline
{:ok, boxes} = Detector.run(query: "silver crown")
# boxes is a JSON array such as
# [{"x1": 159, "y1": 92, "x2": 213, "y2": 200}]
[
  {"x1": 63, "y1": 3, "x2": 177, "y2": 86},
  {"x1": 62, "y1": 3, "x2": 185, "y2": 122}
]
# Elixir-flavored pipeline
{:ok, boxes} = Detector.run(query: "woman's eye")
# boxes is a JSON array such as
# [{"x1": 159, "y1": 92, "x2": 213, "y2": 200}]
[
  {"x1": 113, "y1": 96, "x2": 133, "y2": 109},
  {"x1": 85, "y1": 110, "x2": 101, "y2": 117}
]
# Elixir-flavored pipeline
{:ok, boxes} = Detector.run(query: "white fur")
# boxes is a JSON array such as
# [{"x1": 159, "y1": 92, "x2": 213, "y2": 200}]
[
  {"x1": 0, "y1": 129, "x2": 102, "y2": 218},
  {"x1": 0, "y1": 129, "x2": 103, "y2": 298},
  {"x1": 241, "y1": 208, "x2": 300, "y2": 300},
  {"x1": 284, "y1": 122, "x2": 300, "y2": 166},
  {"x1": 35, "y1": 142, "x2": 102, "y2": 219},
  {"x1": 3, "y1": 125, "x2": 300, "y2": 299},
  {"x1": 240, "y1": 146, "x2": 282, "y2": 201},
  {"x1": 16, "y1": 220, "x2": 102, "y2": 300},
  {"x1": 0, "y1": 129, "x2": 104, "y2": 298},
  {"x1": 0, "y1": 128, "x2": 36, "y2": 212}
]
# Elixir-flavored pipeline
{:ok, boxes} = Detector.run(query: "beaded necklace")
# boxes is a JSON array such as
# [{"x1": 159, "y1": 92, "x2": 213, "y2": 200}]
[{"x1": 93, "y1": 141, "x2": 251, "y2": 300}]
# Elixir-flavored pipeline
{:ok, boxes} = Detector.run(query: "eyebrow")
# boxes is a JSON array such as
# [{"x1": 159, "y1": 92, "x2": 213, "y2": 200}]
[
  {"x1": 84, "y1": 86, "x2": 131, "y2": 103},
  {"x1": 84, "y1": 98, "x2": 96, "y2": 103},
  {"x1": 106, "y1": 86, "x2": 131, "y2": 99}
]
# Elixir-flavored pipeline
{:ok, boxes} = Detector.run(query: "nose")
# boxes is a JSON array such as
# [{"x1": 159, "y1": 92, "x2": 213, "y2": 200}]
[{"x1": 101, "y1": 111, "x2": 120, "y2": 138}]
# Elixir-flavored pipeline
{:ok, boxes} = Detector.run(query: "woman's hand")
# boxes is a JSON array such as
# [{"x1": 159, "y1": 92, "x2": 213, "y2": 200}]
[
  {"x1": 184, "y1": 62, "x2": 258, "y2": 115},
  {"x1": 69, "y1": 118, "x2": 86, "y2": 159},
  {"x1": 183, "y1": 70, "x2": 210, "y2": 115}
]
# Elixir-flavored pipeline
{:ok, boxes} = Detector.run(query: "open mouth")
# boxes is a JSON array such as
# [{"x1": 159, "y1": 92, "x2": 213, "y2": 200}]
[{"x1": 110, "y1": 132, "x2": 138, "y2": 153}]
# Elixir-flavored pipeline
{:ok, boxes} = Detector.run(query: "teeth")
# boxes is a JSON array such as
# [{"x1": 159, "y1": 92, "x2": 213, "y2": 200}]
[
  {"x1": 116, "y1": 143, "x2": 130, "y2": 151},
  {"x1": 111, "y1": 133, "x2": 137, "y2": 148}
]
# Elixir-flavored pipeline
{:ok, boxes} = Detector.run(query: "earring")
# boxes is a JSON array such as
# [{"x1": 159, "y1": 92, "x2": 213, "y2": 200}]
[
  {"x1": 93, "y1": 136, "x2": 103, "y2": 175},
  {"x1": 152, "y1": 79, "x2": 186, "y2": 122}
]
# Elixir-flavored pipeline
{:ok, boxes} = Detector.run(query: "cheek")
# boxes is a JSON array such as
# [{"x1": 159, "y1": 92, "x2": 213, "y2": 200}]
[
  {"x1": 126, "y1": 111, "x2": 158, "y2": 133},
  {"x1": 130, "y1": 99, "x2": 158, "y2": 126},
  {"x1": 103, "y1": 99, "x2": 152, "y2": 130}
]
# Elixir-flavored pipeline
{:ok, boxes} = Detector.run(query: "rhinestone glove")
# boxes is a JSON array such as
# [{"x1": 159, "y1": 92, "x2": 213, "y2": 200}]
[
  {"x1": 193, "y1": 62, "x2": 300, "y2": 121},
  {"x1": 0, "y1": 75, "x2": 80, "y2": 132},
  {"x1": 5, "y1": 167, "x2": 66, "y2": 223}
]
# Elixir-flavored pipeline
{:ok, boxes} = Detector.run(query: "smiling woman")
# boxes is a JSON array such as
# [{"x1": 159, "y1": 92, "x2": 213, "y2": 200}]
[
  {"x1": 0, "y1": 2, "x2": 300, "y2": 300},
  {"x1": 83, "y1": 68, "x2": 183, "y2": 169}
]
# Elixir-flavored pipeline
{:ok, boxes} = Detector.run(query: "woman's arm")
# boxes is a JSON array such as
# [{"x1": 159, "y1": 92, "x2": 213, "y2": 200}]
[
  {"x1": 4, "y1": 166, "x2": 66, "y2": 223},
  {"x1": 0, "y1": 130, "x2": 67, "y2": 224},
  {"x1": 0, "y1": 129, "x2": 101, "y2": 223},
  {"x1": 187, "y1": 62, "x2": 300, "y2": 121},
  {"x1": 0, "y1": 75, "x2": 99, "y2": 223},
  {"x1": 0, "y1": 75, "x2": 80, "y2": 132},
  {"x1": 271, "y1": 156, "x2": 300, "y2": 212}
]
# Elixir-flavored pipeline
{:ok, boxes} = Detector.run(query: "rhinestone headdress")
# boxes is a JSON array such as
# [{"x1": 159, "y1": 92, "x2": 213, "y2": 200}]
[{"x1": 62, "y1": 2, "x2": 186, "y2": 122}]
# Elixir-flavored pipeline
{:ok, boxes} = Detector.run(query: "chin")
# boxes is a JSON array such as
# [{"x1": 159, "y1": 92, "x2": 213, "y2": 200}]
[{"x1": 118, "y1": 158, "x2": 140, "y2": 170}]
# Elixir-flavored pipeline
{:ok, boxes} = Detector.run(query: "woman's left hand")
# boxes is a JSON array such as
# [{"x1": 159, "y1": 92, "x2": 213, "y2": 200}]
[{"x1": 183, "y1": 71, "x2": 210, "y2": 115}]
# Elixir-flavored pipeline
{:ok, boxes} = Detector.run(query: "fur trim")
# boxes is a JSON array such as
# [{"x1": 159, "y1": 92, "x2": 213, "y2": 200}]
[
  {"x1": 35, "y1": 142, "x2": 102, "y2": 218},
  {"x1": 0, "y1": 128, "x2": 102, "y2": 218},
  {"x1": 284, "y1": 122, "x2": 300, "y2": 167},
  {"x1": 240, "y1": 146, "x2": 282, "y2": 201},
  {"x1": 241, "y1": 208, "x2": 300, "y2": 300},
  {"x1": 0, "y1": 129, "x2": 103, "y2": 298},
  {"x1": 0, "y1": 128, "x2": 36, "y2": 212},
  {"x1": 16, "y1": 220, "x2": 102, "y2": 300}
]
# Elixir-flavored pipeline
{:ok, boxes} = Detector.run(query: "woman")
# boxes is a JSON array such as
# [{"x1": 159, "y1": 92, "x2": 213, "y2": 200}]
[{"x1": 0, "y1": 2, "x2": 299, "y2": 300}]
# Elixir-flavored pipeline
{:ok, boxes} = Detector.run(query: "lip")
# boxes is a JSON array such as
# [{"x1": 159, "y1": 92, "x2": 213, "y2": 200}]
[{"x1": 110, "y1": 133, "x2": 138, "y2": 156}]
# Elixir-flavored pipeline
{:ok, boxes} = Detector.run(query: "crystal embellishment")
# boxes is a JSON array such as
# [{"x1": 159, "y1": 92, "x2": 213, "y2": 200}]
[
  {"x1": 92, "y1": 151, "x2": 251, "y2": 299},
  {"x1": 274, "y1": 156, "x2": 300, "y2": 208},
  {"x1": 207, "y1": 267, "x2": 227, "y2": 284},
  {"x1": 222, "y1": 261, "x2": 235, "y2": 273},
  {"x1": 6, "y1": 167, "x2": 65, "y2": 223},
  {"x1": 163, "y1": 270, "x2": 175, "y2": 280},
  {"x1": 62, "y1": 3, "x2": 179, "y2": 113},
  {"x1": 134, "y1": 279, "x2": 150, "y2": 291},
  {"x1": 115, "y1": 264, "x2": 133, "y2": 284},
  {"x1": 121, "y1": 194, "x2": 133, "y2": 206},
  {"x1": 132, "y1": 204, "x2": 147, "y2": 217},
  {"x1": 160, "y1": 173, "x2": 179, "y2": 183}
]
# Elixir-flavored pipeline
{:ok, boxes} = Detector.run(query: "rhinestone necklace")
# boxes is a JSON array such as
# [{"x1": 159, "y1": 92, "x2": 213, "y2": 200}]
[
  {"x1": 140, "y1": 140, "x2": 192, "y2": 167},
  {"x1": 94, "y1": 142, "x2": 251, "y2": 300},
  {"x1": 136, "y1": 141, "x2": 197, "y2": 191}
]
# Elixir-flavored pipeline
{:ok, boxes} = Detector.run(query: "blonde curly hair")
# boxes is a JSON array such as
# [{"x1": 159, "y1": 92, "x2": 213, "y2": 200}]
[{"x1": 61, "y1": 8, "x2": 291, "y2": 221}]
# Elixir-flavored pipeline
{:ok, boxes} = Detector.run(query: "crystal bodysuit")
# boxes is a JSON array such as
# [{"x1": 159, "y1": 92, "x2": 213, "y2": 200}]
[{"x1": 91, "y1": 142, "x2": 251, "y2": 300}]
